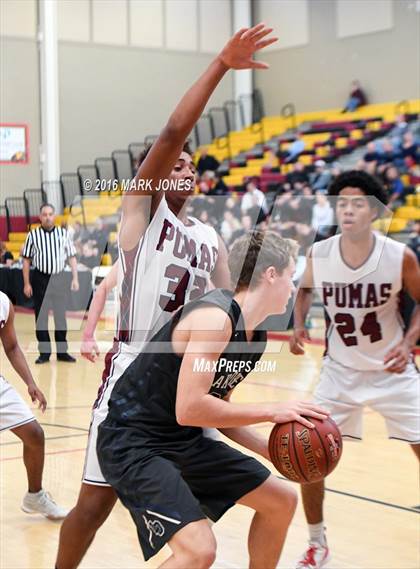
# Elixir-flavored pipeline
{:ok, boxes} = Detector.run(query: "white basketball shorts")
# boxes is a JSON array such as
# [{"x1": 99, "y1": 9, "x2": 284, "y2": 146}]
[
  {"x1": 83, "y1": 345, "x2": 135, "y2": 486},
  {"x1": 313, "y1": 356, "x2": 420, "y2": 443},
  {"x1": 0, "y1": 375, "x2": 35, "y2": 431}
]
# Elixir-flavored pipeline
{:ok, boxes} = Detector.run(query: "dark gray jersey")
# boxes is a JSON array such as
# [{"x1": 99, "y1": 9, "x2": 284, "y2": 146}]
[{"x1": 105, "y1": 289, "x2": 267, "y2": 445}]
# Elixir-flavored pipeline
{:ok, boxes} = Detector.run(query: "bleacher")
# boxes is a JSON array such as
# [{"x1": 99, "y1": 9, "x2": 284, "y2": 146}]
[{"x1": 1, "y1": 95, "x2": 419, "y2": 262}]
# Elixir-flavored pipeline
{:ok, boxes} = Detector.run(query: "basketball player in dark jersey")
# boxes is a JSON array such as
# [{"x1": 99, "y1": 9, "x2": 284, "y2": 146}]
[
  {"x1": 97, "y1": 231, "x2": 329, "y2": 568},
  {"x1": 56, "y1": 23, "x2": 279, "y2": 569}
]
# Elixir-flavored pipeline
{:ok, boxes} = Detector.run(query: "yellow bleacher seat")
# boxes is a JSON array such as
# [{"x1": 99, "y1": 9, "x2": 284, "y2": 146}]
[
  {"x1": 299, "y1": 155, "x2": 314, "y2": 166},
  {"x1": 350, "y1": 129, "x2": 363, "y2": 140},
  {"x1": 373, "y1": 218, "x2": 408, "y2": 234},
  {"x1": 8, "y1": 232, "x2": 26, "y2": 242},
  {"x1": 221, "y1": 174, "x2": 245, "y2": 187},
  {"x1": 247, "y1": 158, "x2": 268, "y2": 168},
  {"x1": 229, "y1": 166, "x2": 262, "y2": 178},
  {"x1": 5, "y1": 241, "x2": 22, "y2": 253},
  {"x1": 394, "y1": 206, "x2": 420, "y2": 220},
  {"x1": 405, "y1": 194, "x2": 420, "y2": 208},
  {"x1": 335, "y1": 137, "x2": 348, "y2": 149}
]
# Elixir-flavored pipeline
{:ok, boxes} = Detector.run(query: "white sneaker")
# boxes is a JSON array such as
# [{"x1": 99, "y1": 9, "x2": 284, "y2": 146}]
[
  {"x1": 296, "y1": 541, "x2": 331, "y2": 568},
  {"x1": 21, "y1": 489, "x2": 68, "y2": 520}
]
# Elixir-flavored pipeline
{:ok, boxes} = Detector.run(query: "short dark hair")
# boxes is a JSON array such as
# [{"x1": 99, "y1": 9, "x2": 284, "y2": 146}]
[
  {"x1": 328, "y1": 170, "x2": 388, "y2": 211},
  {"x1": 40, "y1": 203, "x2": 55, "y2": 213},
  {"x1": 135, "y1": 140, "x2": 193, "y2": 172}
]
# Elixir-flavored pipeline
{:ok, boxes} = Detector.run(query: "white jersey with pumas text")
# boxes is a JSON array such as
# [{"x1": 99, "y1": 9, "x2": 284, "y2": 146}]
[
  {"x1": 117, "y1": 195, "x2": 219, "y2": 351},
  {"x1": 312, "y1": 234, "x2": 406, "y2": 371}
]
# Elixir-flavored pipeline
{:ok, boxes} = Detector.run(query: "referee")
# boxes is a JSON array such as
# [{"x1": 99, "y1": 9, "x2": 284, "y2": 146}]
[{"x1": 22, "y1": 204, "x2": 79, "y2": 364}]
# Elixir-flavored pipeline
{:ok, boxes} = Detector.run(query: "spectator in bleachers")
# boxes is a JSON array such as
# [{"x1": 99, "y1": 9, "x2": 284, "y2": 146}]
[
  {"x1": 220, "y1": 210, "x2": 242, "y2": 244},
  {"x1": 282, "y1": 133, "x2": 305, "y2": 163},
  {"x1": 89, "y1": 218, "x2": 109, "y2": 255},
  {"x1": 391, "y1": 114, "x2": 409, "y2": 143},
  {"x1": 330, "y1": 162, "x2": 343, "y2": 182},
  {"x1": 311, "y1": 190, "x2": 335, "y2": 240},
  {"x1": 241, "y1": 180, "x2": 268, "y2": 218},
  {"x1": 310, "y1": 160, "x2": 332, "y2": 191},
  {"x1": 224, "y1": 195, "x2": 241, "y2": 220},
  {"x1": 363, "y1": 142, "x2": 380, "y2": 164},
  {"x1": 286, "y1": 161, "x2": 309, "y2": 190},
  {"x1": 384, "y1": 165, "x2": 407, "y2": 208},
  {"x1": 77, "y1": 241, "x2": 101, "y2": 270},
  {"x1": 342, "y1": 80, "x2": 367, "y2": 112},
  {"x1": 196, "y1": 147, "x2": 220, "y2": 175},
  {"x1": 208, "y1": 173, "x2": 229, "y2": 196},
  {"x1": 230, "y1": 214, "x2": 253, "y2": 244},
  {"x1": 400, "y1": 131, "x2": 419, "y2": 164},
  {"x1": 0, "y1": 241, "x2": 14, "y2": 266},
  {"x1": 378, "y1": 138, "x2": 397, "y2": 167},
  {"x1": 264, "y1": 148, "x2": 280, "y2": 172}
]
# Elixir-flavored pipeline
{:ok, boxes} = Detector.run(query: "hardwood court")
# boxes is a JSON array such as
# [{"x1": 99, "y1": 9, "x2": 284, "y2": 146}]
[{"x1": 1, "y1": 310, "x2": 419, "y2": 569}]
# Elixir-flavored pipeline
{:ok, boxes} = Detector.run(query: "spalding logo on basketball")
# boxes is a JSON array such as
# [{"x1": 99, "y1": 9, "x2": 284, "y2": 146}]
[{"x1": 268, "y1": 417, "x2": 343, "y2": 484}]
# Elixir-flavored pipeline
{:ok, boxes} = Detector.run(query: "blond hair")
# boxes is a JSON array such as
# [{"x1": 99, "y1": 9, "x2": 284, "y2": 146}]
[{"x1": 228, "y1": 230, "x2": 298, "y2": 292}]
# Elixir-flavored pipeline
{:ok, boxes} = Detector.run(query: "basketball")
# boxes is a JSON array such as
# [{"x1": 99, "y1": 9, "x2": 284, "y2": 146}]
[{"x1": 269, "y1": 417, "x2": 343, "y2": 484}]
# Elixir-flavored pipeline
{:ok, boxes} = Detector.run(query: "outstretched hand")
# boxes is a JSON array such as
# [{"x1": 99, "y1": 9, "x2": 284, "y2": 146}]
[
  {"x1": 219, "y1": 23, "x2": 278, "y2": 70},
  {"x1": 28, "y1": 383, "x2": 47, "y2": 412}
]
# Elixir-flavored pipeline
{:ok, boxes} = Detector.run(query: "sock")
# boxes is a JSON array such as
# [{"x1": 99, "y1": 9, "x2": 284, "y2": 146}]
[{"x1": 308, "y1": 522, "x2": 326, "y2": 546}]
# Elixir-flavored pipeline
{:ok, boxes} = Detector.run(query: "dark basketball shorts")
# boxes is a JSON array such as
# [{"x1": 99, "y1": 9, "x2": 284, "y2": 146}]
[{"x1": 97, "y1": 424, "x2": 271, "y2": 560}]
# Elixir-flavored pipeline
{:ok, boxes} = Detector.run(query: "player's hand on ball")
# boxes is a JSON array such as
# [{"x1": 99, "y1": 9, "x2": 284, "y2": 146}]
[
  {"x1": 383, "y1": 340, "x2": 410, "y2": 373},
  {"x1": 219, "y1": 23, "x2": 278, "y2": 70},
  {"x1": 289, "y1": 327, "x2": 311, "y2": 355},
  {"x1": 268, "y1": 401, "x2": 329, "y2": 429},
  {"x1": 28, "y1": 383, "x2": 47, "y2": 412},
  {"x1": 81, "y1": 336, "x2": 100, "y2": 362}
]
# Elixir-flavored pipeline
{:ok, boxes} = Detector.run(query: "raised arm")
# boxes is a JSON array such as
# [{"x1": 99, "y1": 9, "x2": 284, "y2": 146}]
[{"x1": 120, "y1": 24, "x2": 278, "y2": 250}]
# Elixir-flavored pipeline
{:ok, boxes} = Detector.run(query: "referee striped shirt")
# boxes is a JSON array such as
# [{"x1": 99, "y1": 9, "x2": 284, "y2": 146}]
[{"x1": 22, "y1": 226, "x2": 77, "y2": 275}]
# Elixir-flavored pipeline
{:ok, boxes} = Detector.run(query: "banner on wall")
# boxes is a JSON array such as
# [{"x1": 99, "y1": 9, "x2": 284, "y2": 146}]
[{"x1": 0, "y1": 124, "x2": 29, "y2": 164}]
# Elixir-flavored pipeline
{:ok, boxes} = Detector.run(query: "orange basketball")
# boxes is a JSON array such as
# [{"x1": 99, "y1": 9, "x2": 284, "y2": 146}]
[{"x1": 268, "y1": 417, "x2": 343, "y2": 484}]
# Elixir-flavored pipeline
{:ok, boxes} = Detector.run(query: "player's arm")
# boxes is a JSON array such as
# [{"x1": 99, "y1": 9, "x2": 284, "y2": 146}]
[
  {"x1": 119, "y1": 24, "x2": 277, "y2": 251},
  {"x1": 0, "y1": 301, "x2": 47, "y2": 411},
  {"x1": 175, "y1": 307, "x2": 328, "y2": 429},
  {"x1": 22, "y1": 257, "x2": 32, "y2": 298},
  {"x1": 210, "y1": 235, "x2": 231, "y2": 289},
  {"x1": 384, "y1": 247, "x2": 420, "y2": 372},
  {"x1": 81, "y1": 262, "x2": 119, "y2": 362},
  {"x1": 219, "y1": 391, "x2": 270, "y2": 460},
  {"x1": 289, "y1": 250, "x2": 314, "y2": 355}
]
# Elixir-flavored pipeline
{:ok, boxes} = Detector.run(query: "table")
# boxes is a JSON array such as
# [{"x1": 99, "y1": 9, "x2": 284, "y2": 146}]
[{"x1": 0, "y1": 267, "x2": 93, "y2": 311}]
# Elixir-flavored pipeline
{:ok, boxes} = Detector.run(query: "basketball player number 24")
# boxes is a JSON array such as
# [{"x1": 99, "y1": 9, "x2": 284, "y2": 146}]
[
  {"x1": 335, "y1": 312, "x2": 383, "y2": 346},
  {"x1": 159, "y1": 264, "x2": 207, "y2": 312}
]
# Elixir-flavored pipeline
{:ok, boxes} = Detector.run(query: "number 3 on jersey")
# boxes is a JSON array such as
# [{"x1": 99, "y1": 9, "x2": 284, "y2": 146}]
[
  {"x1": 335, "y1": 311, "x2": 383, "y2": 347},
  {"x1": 159, "y1": 263, "x2": 207, "y2": 312}
]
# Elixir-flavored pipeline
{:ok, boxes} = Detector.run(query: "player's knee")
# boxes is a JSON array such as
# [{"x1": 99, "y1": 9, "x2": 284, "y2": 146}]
[
  {"x1": 23, "y1": 421, "x2": 45, "y2": 449},
  {"x1": 74, "y1": 492, "x2": 115, "y2": 529},
  {"x1": 269, "y1": 484, "x2": 298, "y2": 520},
  {"x1": 282, "y1": 485, "x2": 298, "y2": 517},
  {"x1": 186, "y1": 542, "x2": 217, "y2": 569},
  {"x1": 175, "y1": 529, "x2": 217, "y2": 568}
]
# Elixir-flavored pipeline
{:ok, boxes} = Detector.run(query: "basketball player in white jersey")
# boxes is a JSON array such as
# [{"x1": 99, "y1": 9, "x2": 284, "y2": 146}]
[
  {"x1": 289, "y1": 170, "x2": 420, "y2": 568},
  {"x1": 0, "y1": 290, "x2": 67, "y2": 519},
  {"x1": 56, "y1": 23, "x2": 278, "y2": 569}
]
